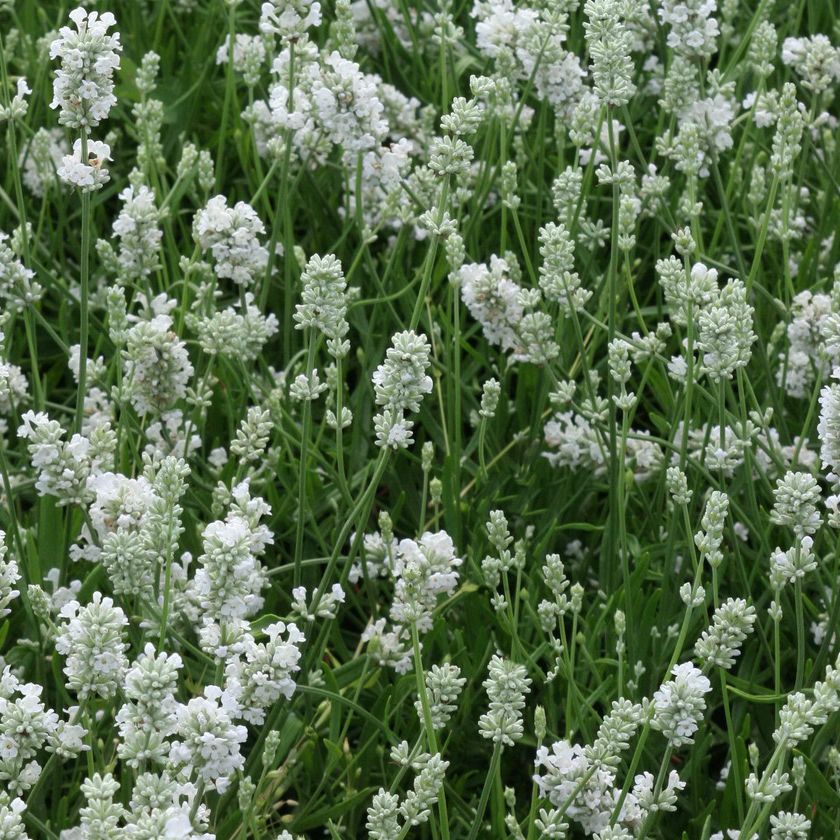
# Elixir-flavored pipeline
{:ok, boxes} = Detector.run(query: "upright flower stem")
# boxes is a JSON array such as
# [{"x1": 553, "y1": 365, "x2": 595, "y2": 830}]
[
  {"x1": 411, "y1": 622, "x2": 451, "y2": 840},
  {"x1": 793, "y1": 576, "x2": 805, "y2": 689},
  {"x1": 409, "y1": 178, "x2": 450, "y2": 331},
  {"x1": 333, "y1": 355, "x2": 349, "y2": 498},
  {"x1": 466, "y1": 740, "x2": 501, "y2": 840},
  {"x1": 74, "y1": 129, "x2": 91, "y2": 435},
  {"x1": 0, "y1": 38, "x2": 42, "y2": 410},
  {"x1": 293, "y1": 333, "x2": 318, "y2": 587}
]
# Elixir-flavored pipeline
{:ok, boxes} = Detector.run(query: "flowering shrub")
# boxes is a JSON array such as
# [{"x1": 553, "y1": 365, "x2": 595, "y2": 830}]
[{"x1": 1, "y1": 0, "x2": 840, "y2": 837}]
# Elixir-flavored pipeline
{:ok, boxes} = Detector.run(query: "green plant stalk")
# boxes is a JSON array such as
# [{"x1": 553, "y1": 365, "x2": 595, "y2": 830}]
[
  {"x1": 635, "y1": 745, "x2": 674, "y2": 840},
  {"x1": 308, "y1": 448, "x2": 390, "y2": 619},
  {"x1": 411, "y1": 622, "x2": 451, "y2": 840},
  {"x1": 409, "y1": 178, "x2": 450, "y2": 331},
  {"x1": 604, "y1": 112, "x2": 621, "y2": 596},
  {"x1": 465, "y1": 740, "x2": 501, "y2": 840},
  {"x1": 333, "y1": 354, "x2": 349, "y2": 499},
  {"x1": 617, "y1": 409, "x2": 631, "y2": 645},
  {"x1": 610, "y1": 504, "x2": 703, "y2": 825},
  {"x1": 74, "y1": 129, "x2": 91, "y2": 436},
  {"x1": 214, "y1": 0, "x2": 238, "y2": 190},
  {"x1": 0, "y1": 51, "x2": 43, "y2": 410},
  {"x1": 451, "y1": 285, "x2": 462, "y2": 533},
  {"x1": 794, "y1": 576, "x2": 805, "y2": 690},
  {"x1": 719, "y1": 669, "x2": 745, "y2": 824},
  {"x1": 293, "y1": 333, "x2": 318, "y2": 588}
]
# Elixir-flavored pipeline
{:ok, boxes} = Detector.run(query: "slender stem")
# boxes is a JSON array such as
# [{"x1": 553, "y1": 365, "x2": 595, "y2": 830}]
[
  {"x1": 189, "y1": 779, "x2": 206, "y2": 825},
  {"x1": 74, "y1": 129, "x2": 91, "y2": 435},
  {"x1": 0, "y1": 39, "x2": 43, "y2": 409},
  {"x1": 719, "y1": 669, "x2": 745, "y2": 824},
  {"x1": 333, "y1": 354, "x2": 349, "y2": 499},
  {"x1": 215, "y1": 0, "x2": 238, "y2": 190},
  {"x1": 794, "y1": 577, "x2": 805, "y2": 690},
  {"x1": 293, "y1": 333, "x2": 318, "y2": 587},
  {"x1": 466, "y1": 741, "x2": 501, "y2": 840},
  {"x1": 635, "y1": 747, "x2": 674, "y2": 840},
  {"x1": 411, "y1": 622, "x2": 451, "y2": 840},
  {"x1": 409, "y1": 178, "x2": 449, "y2": 331},
  {"x1": 604, "y1": 111, "x2": 621, "y2": 595}
]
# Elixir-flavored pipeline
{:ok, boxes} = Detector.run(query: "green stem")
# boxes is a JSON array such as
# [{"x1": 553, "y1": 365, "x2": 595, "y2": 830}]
[
  {"x1": 794, "y1": 577, "x2": 805, "y2": 690},
  {"x1": 409, "y1": 178, "x2": 450, "y2": 331},
  {"x1": 74, "y1": 129, "x2": 91, "y2": 435},
  {"x1": 466, "y1": 740, "x2": 501, "y2": 840},
  {"x1": 293, "y1": 333, "x2": 318, "y2": 588},
  {"x1": 411, "y1": 622, "x2": 451, "y2": 840}
]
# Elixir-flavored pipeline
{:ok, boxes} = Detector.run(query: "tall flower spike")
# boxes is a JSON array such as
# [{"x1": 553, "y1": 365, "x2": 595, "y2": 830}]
[
  {"x1": 193, "y1": 195, "x2": 269, "y2": 287},
  {"x1": 110, "y1": 185, "x2": 162, "y2": 283},
  {"x1": 169, "y1": 686, "x2": 247, "y2": 794},
  {"x1": 55, "y1": 592, "x2": 129, "y2": 700},
  {"x1": 0, "y1": 531, "x2": 20, "y2": 618},
  {"x1": 650, "y1": 662, "x2": 712, "y2": 747},
  {"x1": 695, "y1": 598, "x2": 757, "y2": 670},
  {"x1": 771, "y1": 471, "x2": 823, "y2": 537},
  {"x1": 122, "y1": 296, "x2": 194, "y2": 416},
  {"x1": 372, "y1": 330, "x2": 432, "y2": 449},
  {"x1": 819, "y1": 373, "x2": 840, "y2": 489},
  {"x1": 295, "y1": 253, "x2": 349, "y2": 358},
  {"x1": 696, "y1": 278, "x2": 755, "y2": 382},
  {"x1": 260, "y1": 0, "x2": 322, "y2": 41},
  {"x1": 478, "y1": 655, "x2": 531, "y2": 746},
  {"x1": 584, "y1": 0, "x2": 636, "y2": 108},
  {"x1": 50, "y1": 8, "x2": 122, "y2": 129}
]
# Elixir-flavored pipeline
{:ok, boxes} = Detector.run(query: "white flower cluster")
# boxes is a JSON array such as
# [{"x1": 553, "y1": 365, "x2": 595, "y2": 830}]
[
  {"x1": 0, "y1": 533, "x2": 20, "y2": 619},
  {"x1": 49, "y1": 8, "x2": 121, "y2": 129},
  {"x1": 776, "y1": 291, "x2": 838, "y2": 398},
  {"x1": 535, "y1": 740, "x2": 639, "y2": 834},
  {"x1": 109, "y1": 185, "x2": 163, "y2": 282},
  {"x1": 366, "y1": 752, "x2": 449, "y2": 839},
  {"x1": 188, "y1": 293, "x2": 279, "y2": 363},
  {"x1": 472, "y1": 0, "x2": 584, "y2": 118},
  {"x1": 216, "y1": 33, "x2": 267, "y2": 88},
  {"x1": 17, "y1": 410, "x2": 115, "y2": 505},
  {"x1": 363, "y1": 529, "x2": 462, "y2": 672},
  {"x1": 190, "y1": 480, "x2": 272, "y2": 622},
  {"x1": 543, "y1": 407, "x2": 663, "y2": 481},
  {"x1": 116, "y1": 644, "x2": 182, "y2": 768},
  {"x1": 20, "y1": 128, "x2": 68, "y2": 197},
  {"x1": 650, "y1": 662, "x2": 712, "y2": 747},
  {"x1": 0, "y1": 232, "x2": 42, "y2": 310},
  {"x1": 57, "y1": 138, "x2": 112, "y2": 192},
  {"x1": 0, "y1": 78, "x2": 30, "y2": 123},
  {"x1": 222, "y1": 620, "x2": 305, "y2": 724},
  {"x1": 0, "y1": 358, "x2": 28, "y2": 422},
  {"x1": 458, "y1": 252, "x2": 559, "y2": 365},
  {"x1": 56, "y1": 592, "x2": 129, "y2": 699},
  {"x1": 478, "y1": 655, "x2": 531, "y2": 746},
  {"x1": 658, "y1": 0, "x2": 719, "y2": 59},
  {"x1": 372, "y1": 330, "x2": 433, "y2": 448},
  {"x1": 295, "y1": 253, "x2": 349, "y2": 357},
  {"x1": 308, "y1": 51, "x2": 388, "y2": 153},
  {"x1": 781, "y1": 34, "x2": 840, "y2": 94},
  {"x1": 458, "y1": 255, "x2": 524, "y2": 355},
  {"x1": 260, "y1": 0, "x2": 322, "y2": 41},
  {"x1": 193, "y1": 195, "x2": 269, "y2": 287},
  {"x1": 122, "y1": 295, "x2": 194, "y2": 416},
  {"x1": 0, "y1": 665, "x2": 88, "y2": 797},
  {"x1": 695, "y1": 598, "x2": 757, "y2": 669},
  {"x1": 169, "y1": 686, "x2": 247, "y2": 794}
]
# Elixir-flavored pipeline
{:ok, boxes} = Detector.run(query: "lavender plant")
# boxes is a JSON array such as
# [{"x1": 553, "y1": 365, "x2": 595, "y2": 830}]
[{"x1": 0, "y1": 0, "x2": 839, "y2": 837}]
